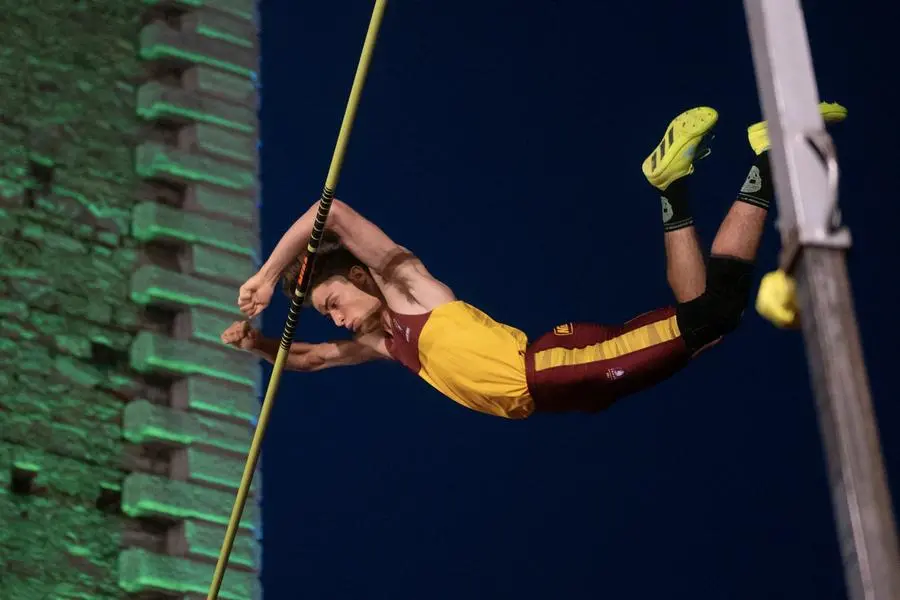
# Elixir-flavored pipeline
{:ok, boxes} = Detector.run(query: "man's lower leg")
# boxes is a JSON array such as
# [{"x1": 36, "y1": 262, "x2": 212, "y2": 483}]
[
  {"x1": 716, "y1": 101, "x2": 847, "y2": 260},
  {"x1": 643, "y1": 107, "x2": 719, "y2": 304},
  {"x1": 674, "y1": 104, "x2": 845, "y2": 354},
  {"x1": 660, "y1": 178, "x2": 706, "y2": 302},
  {"x1": 709, "y1": 152, "x2": 773, "y2": 261}
]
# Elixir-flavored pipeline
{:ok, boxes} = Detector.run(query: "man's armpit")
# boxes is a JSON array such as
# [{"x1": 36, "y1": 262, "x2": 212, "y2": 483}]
[{"x1": 376, "y1": 247, "x2": 420, "y2": 281}]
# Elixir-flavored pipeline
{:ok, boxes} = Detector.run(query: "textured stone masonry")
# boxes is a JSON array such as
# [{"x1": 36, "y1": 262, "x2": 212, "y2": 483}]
[
  {"x1": 184, "y1": 65, "x2": 258, "y2": 106},
  {"x1": 182, "y1": 183, "x2": 259, "y2": 226},
  {"x1": 170, "y1": 446, "x2": 261, "y2": 493},
  {"x1": 121, "y1": 473, "x2": 260, "y2": 532},
  {"x1": 132, "y1": 199, "x2": 259, "y2": 256},
  {"x1": 175, "y1": 305, "x2": 242, "y2": 344},
  {"x1": 130, "y1": 330, "x2": 260, "y2": 386},
  {"x1": 119, "y1": 547, "x2": 259, "y2": 600},
  {"x1": 140, "y1": 21, "x2": 256, "y2": 77},
  {"x1": 135, "y1": 141, "x2": 257, "y2": 190},
  {"x1": 0, "y1": 0, "x2": 262, "y2": 597},
  {"x1": 167, "y1": 520, "x2": 260, "y2": 570},
  {"x1": 180, "y1": 243, "x2": 258, "y2": 286},
  {"x1": 171, "y1": 375, "x2": 260, "y2": 423},
  {"x1": 123, "y1": 399, "x2": 253, "y2": 455},
  {"x1": 137, "y1": 80, "x2": 258, "y2": 133},
  {"x1": 131, "y1": 263, "x2": 246, "y2": 316}
]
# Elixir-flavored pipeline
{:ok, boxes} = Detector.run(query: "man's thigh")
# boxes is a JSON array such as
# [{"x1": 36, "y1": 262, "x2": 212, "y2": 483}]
[{"x1": 525, "y1": 307, "x2": 692, "y2": 413}]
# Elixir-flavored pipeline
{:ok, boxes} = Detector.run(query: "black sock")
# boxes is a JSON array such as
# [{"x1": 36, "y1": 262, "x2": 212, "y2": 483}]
[
  {"x1": 661, "y1": 177, "x2": 693, "y2": 232},
  {"x1": 736, "y1": 152, "x2": 773, "y2": 210}
]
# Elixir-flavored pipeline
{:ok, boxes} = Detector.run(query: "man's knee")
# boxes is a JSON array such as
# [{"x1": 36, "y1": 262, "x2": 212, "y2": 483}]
[{"x1": 676, "y1": 255, "x2": 755, "y2": 353}]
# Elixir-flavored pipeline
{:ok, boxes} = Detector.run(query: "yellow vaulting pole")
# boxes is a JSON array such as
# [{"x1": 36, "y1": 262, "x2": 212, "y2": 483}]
[{"x1": 206, "y1": 2, "x2": 388, "y2": 598}]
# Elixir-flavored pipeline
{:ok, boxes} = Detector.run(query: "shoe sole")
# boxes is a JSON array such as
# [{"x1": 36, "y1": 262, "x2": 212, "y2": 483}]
[{"x1": 642, "y1": 106, "x2": 718, "y2": 190}]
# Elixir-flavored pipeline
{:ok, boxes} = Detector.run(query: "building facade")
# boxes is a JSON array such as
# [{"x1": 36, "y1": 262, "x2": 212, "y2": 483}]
[{"x1": 1, "y1": 1, "x2": 263, "y2": 598}]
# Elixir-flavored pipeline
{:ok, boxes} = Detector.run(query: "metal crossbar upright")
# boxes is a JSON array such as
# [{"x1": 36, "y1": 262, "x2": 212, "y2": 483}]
[{"x1": 742, "y1": 2, "x2": 900, "y2": 599}]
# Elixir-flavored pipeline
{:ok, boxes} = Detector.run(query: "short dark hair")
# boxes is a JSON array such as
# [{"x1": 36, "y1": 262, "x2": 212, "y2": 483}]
[{"x1": 279, "y1": 232, "x2": 368, "y2": 305}]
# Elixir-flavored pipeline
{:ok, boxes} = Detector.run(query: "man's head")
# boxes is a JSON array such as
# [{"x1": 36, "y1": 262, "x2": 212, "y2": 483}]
[{"x1": 280, "y1": 233, "x2": 383, "y2": 334}]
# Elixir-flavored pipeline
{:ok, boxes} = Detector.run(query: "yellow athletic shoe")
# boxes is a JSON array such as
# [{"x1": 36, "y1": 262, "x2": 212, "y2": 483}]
[
  {"x1": 642, "y1": 106, "x2": 718, "y2": 191},
  {"x1": 748, "y1": 101, "x2": 848, "y2": 155}
]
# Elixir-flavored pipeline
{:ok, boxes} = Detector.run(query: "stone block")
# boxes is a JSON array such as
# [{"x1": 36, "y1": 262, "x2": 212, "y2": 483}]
[
  {"x1": 140, "y1": 21, "x2": 256, "y2": 78},
  {"x1": 174, "y1": 306, "x2": 237, "y2": 345},
  {"x1": 167, "y1": 520, "x2": 260, "y2": 570},
  {"x1": 171, "y1": 375, "x2": 259, "y2": 423},
  {"x1": 6, "y1": 374, "x2": 121, "y2": 427},
  {"x1": 130, "y1": 331, "x2": 259, "y2": 387},
  {"x1": 1, "y1": 441, "x2": 123, "y2": 500},
  {"x1": 183, "y1": 183, "x2": 258, "y2": 225},
  {"x1": 132, "y1": 200, "x2": 258, "y2": 258},
  {"x1": 0, "y1": 298, "x2": 28, "y2": 317},
  {"x1": 1, "y1": 415, "x2": 121, "y2": 472},
  {"x1": 130, "y1": 264, "x2": 243, "y2": 317},
  {"x1": 20, "y1": 221, "x2": 88, "y2": 253},
  {"x1": 0, "y1": 176, "x2": 25, "y2": 207},
  {"x1": 0, "y1": 492, "x2": 120, "y2": 596},
  {"x1": 179, "y1": 244, "x2": 257, "y2": 286},
  {"x1": 53, "y1": 355, "x2": 105, "y2": 388},
  {"x1": 60, "y1": 294, "x2": 114, "y2": 325},
  {"x1": 118, "y1": 548, "x2": 259, "y2": 600},
  {"x1": 178, "y1": 123, "x2": 256, "y2": 166},
  {"x1": 137, "y1": 81, "x2": 257, "y2": 134},
  {"x1": 143, "y1": 0, "x2": 257, "y2": 23},
  {"x1": 181, "y1": 8, "x2": 257, "y2": 48},
  {"x1": 121, "y1": 473, "x2": 259, "y2": 532},
  {"x1": 0, "y1": 340, "x2": 53, "y2": 373},
  {"x1": 170, "y1": 446, "x2": 260, "y2": 493},
  {"x1": 183, "y1": 65, "x2": 256, "y2": 107},
  {"x1": 122, "y1": 399, "x2": 252, "y2": 455},
  {"x1": 135, "y1": 141, "x2": 257, "y2": 191}
]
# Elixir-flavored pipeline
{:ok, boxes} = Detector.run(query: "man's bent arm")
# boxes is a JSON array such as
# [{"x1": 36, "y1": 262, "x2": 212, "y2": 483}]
[
  {"x1": 257, "y1": 198, "x2": 453, "y2": 310},
  {"x1": 249, "y1": 336, "x2": 386, "y2": 372},
  {"x1": 326, "y1": 201, "x2": 455, "y2": 306},
  {"x1": 258, "y1": 199, "x2": 405, "y2": 281},
  {"x1": 256, "y1": 202, "x2": 334, "y2": 284}
]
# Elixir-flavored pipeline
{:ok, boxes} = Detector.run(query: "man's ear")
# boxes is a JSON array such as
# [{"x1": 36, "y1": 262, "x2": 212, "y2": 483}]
[{"x1": 348, "y1": 265, "x2": 368, "y2": 286}]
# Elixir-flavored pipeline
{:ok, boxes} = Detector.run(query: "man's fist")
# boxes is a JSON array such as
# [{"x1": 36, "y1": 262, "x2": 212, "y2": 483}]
[
  {"x1": 221, "y1": 321, "x2": 259, "y2": 351},
  {"x1": 238, "y1": 272, "x2": 275, "y2": 318}
]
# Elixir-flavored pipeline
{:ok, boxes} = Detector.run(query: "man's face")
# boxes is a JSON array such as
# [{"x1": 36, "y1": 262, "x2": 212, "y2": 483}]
[{"x1": 310, "y1": 269, "x2": 382, "y2": 334}]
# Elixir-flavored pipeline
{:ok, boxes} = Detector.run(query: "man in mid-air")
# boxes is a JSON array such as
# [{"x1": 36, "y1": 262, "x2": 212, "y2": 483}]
[{"x1": 222, "y1": 103, "x2": 847, "y2": 419}]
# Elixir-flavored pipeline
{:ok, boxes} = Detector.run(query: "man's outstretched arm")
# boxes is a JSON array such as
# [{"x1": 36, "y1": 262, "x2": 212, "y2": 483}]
[
  {"x1": 221, "y1": 320, "x2": 390, "y2": 372},
  {"x1": 251, "y1": 337, "x2": 387, "y2": 372}
]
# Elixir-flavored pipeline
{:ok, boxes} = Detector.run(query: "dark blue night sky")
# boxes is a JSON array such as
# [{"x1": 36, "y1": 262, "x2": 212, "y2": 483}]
[{"x1": 255, "y1": 2, "x2": 899, "y2": 598}]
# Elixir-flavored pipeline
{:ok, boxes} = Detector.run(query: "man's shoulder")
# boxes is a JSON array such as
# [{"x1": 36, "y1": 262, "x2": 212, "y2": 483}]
[{"x1": 373, "y1": 250, "x2": 455, "y2": 313}]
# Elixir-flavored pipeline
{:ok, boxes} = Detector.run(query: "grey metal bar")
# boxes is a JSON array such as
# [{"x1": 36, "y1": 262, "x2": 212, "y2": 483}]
[{"x1": 742, "y1": 2, "x2": 900, "y2": 599}]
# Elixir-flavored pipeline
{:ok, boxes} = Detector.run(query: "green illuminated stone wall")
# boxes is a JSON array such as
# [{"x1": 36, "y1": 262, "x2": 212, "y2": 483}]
[{"x1": 1, "y1": 0, "x2": 262, "y2": 598}]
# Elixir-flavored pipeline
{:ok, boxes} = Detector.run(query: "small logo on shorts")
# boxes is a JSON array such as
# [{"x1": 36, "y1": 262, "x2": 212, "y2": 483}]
[
  {"x1": 606, "y1": 368, "x2": 625, "y2": 380},
  {"x1": 553, "y1": 323, "x2": 573, "y2": 336}
]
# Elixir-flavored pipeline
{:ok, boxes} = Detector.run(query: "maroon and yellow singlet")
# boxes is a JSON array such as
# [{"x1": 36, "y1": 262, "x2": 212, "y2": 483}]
[
  {"x1": 385, "y1": 301, "x2": 534, "y2": 419},
  {"x1": 385, "y1": 300, "x2": 691, "y2": 419}
]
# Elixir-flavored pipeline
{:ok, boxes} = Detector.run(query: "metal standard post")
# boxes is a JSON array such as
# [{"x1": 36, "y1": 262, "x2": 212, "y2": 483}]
[{"x1": 742, "y1": 2, "x2": 900, "y2": 600}]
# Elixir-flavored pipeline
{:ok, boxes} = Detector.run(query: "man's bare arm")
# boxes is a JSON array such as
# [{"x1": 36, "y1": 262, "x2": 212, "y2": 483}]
[
  {"x1": 255, "y1": 199, "x2": 391, "y2": 280},
  {"x1": 249, "y1": 334, "x2": 389, "y2": 372},
  {"x1": 327, "y1": 201, "x2": 455, "y2": 309},
  {"x1": 256, "y1": 200, "x2": 454, "y2": 309}
]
